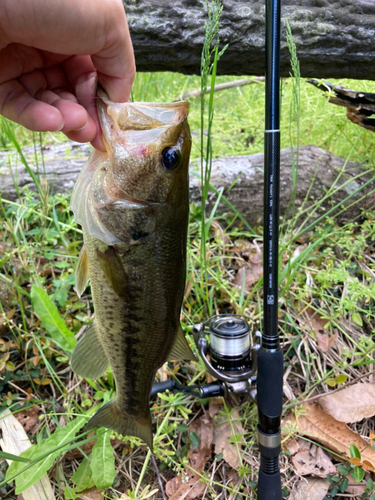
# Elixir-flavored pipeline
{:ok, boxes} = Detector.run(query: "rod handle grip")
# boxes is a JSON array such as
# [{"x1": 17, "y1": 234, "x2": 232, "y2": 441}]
[
  {"x1": 150, "y1": 380, "x2": 175, "y2": 398},
  {"x1": 258, "y1": 469, "x2": 282, "y2": 500}
]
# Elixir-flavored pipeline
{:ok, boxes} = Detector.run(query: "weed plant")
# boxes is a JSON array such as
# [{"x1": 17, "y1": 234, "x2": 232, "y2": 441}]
[{"x1": 0, "y1": 11, "x2": 375, "y2": 500}]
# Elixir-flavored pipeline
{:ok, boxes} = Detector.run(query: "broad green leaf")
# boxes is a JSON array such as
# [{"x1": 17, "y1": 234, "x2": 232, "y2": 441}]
[
  {"x1": 7, "y1": 416, "x2": 86, "y2": 494},
  {"x1": 336, "y1": 465, "x2": 349, "y2": 475},
  {"x1": 352, "y1": 312, "x2": 363, "y2": 327},
  {"x1": 31, "y1": 285, "x2": 76, "y2": 352},
  {"x1": 91, "y1": 430, "x2": 115, "y2": 489},
  {"x1": 71, "y1": 455, "x2": 94, "y2": 493},
  {"x1": 64, "y1": 485, "x2": 79, "y2": 499},
  {"x1": 189, "y1": 431, "x2": 200, "y2": 450},
  {"x1": 353, "y1": 466, "x2": 365, "y2": 482},
  {"x1": 336, "y1": 374, "x2": 348, "y2": 385},
  {"x1": 0, "y1": 451, "x2": 30, "y2": 463},
  {"x1": 349, "y1": 444, "x2": 361, "y2": 459},
  {"x1": 330, "y1": 485, "x2": 339, "y2": 497},
  {"x1": 326, "y1": 378, "x2": 336, "y2": 387},
  {"x1": 340, "y1": 478, "x2": 349, "y2": 493}
]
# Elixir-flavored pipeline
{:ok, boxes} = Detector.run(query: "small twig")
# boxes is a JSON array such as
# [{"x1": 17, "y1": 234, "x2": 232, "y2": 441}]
[
  {"x1": 151, "y1": 454, "x2": 166, "y2": 500},
  {"x1": 7, "y1": 379, "x2": 36, "y2": 398},
  {"x1": 335, "y1": 495, "x2": 363, "y2": 498},
  {"x1": 223, "y1": 463, "x2": 227, "y2": 500},
  {"x1": 177, "y1": 77, "x2": 264, "y2": 100}
]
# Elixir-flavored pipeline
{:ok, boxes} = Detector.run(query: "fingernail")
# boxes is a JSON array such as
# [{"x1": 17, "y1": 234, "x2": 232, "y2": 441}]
[
  {"x1": 74, "y1": 120, "x2": 88, "y2": 132},
  {"x1": 57, "y1": 122, "x2": 65, "y2": 131}
]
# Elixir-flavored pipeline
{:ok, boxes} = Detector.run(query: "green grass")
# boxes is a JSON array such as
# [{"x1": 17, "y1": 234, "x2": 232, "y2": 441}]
[{"x1": 131, "y1": 71, "x2": 375, "y2": 167}]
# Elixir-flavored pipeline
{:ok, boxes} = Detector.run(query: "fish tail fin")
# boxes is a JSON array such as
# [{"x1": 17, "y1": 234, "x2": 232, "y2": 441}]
[{"x1": 86, "y1": 400, "x2": 153, "y2": 450}]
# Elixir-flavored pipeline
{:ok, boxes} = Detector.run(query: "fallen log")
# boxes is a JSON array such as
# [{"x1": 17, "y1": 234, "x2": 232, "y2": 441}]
[
  {"x1": 125, "y1": 0, "x2": 375, "y2": 80},
  {"x1": 309, "y1": 80, "x2": 375, "y2": 133},
  {"x1": 0, "y1": 142, "x2": 373, "y2": 228}
]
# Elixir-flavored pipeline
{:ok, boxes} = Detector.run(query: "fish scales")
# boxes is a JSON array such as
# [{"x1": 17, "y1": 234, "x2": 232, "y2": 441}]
[{"x1": 70, "y1": 93, "x2": 195, "y2": 449}]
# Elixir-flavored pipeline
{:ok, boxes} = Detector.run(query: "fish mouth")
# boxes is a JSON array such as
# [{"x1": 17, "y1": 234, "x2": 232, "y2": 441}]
[
  {"x1": 97, "y1": 88, "x2": 189, "y2": 134},
  {"x1": 112, "y1": 197, "x2": 160, "y2": 208}
]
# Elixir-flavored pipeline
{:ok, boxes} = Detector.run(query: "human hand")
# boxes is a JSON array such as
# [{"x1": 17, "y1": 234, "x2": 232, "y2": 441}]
[{"x1": 0, "y1": 0, "x2": 135, "y2": 150}]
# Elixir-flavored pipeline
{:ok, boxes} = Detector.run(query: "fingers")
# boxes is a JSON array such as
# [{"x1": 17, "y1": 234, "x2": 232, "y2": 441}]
[
  {"x1": 0, "y1": 0, "x2": 135, "y2": 150},
  {"x1": 19, "y1": 69, "x2": 88, "y2": 132},
  {"x1": 91, "y1": 2, "x2": 136, "y2": 103},
  {"x1": 0, "y1": 66, "x2": 99, "y2": 145},
  {"x1": 63, "y1": 55, "x2": 106, "y2": 151},
  {"x1": 0, "y1": 79, "x2": 64, "y2": 132}
]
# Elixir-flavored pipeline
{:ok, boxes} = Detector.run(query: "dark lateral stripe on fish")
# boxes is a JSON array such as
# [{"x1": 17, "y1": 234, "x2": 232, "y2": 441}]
[{"x1": 124, "y1": 335, "x2": 142, "y2": 415}]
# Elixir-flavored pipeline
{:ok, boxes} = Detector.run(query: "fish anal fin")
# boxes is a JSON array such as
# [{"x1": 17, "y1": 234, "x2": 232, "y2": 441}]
[
  {"x1": 96, "y1": 246, "x2": 129, "y2": 301},
  {"x1": 167, "y1": 326, "x2": 196, "y2": 361},
  {"x1": 71, "y1": 323, "x2": 109, "y2": 379},
  {"x1": 75, "y1": 245, "x2": 90, "y2": 298},
  {"x1": 86, "y1": 400, "x2": 153, "y2": 450}
]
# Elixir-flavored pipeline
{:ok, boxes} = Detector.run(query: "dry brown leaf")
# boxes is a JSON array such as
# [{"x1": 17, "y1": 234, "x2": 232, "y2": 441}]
[
  {"x1": 286, "y1": 440, "x2": 301, "y2": 455},
  {"x1": 188, "y1": 415, "x2": 213, "y2": 471},
  {"x1": 211, "y1": 404, "x2": 245, "y2": 469},
  {"x1": 165, "y1": 414, "x2": 213, "y2": 499},
  {"x1": 316, "y1": 329, "x2": 339, "y2": 352},
  {"x1": 318, "y1": 383, "x2": 375, "y2": 423},
  {"x1": 233, "y1": 241, "x2": 262, "y2": 290},
  {"x1": 300, "y1": 308, "x2": 338, "y2": 352},
  {"x1": 286, "y1": 438, "x2": 310, "y2": 455},
  {"x1": 15, "y1": 406, "x2": 40, "y2": 433},
  {"x1": 234, "y1": 240, "x2": 262, "y2": 261},
  {"x1": 289, "y1": 478, "x2": 330, "y2": 500},
  {"x1": 283, "y1": 403, "x2": 375, "y2": 470},
  {"x1": 292, "y1": 446, "x2": 336, "y2": 477},
  {"x1": 165, "y1": 471, "x2": 205, "y2": 500},
  {"x1": 346, "y1": 483, "x2": 366, "y2": 495},
  {"x1": 297, "y1": 306, "x2": 338, "y2": 352},
  {"x1": 77, "y1": 487, "x2": 103, "y2": 500},
  {"x1": 233, "y1": 264, "x2": 263, "y2": 291}
]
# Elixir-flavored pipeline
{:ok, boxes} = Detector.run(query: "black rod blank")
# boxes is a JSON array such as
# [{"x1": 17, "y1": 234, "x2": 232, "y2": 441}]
[{"x1": 263, "y1": 0, "x2": 280, "y2": 351}]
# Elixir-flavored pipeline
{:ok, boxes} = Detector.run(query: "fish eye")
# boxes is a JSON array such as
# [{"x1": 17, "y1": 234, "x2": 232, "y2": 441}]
[{"x1": 161, "y1": 147, "x2": 181, "y2": 170}]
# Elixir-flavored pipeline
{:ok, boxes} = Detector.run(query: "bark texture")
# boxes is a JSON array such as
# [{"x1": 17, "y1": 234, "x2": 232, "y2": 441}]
[
  {"x1": 124, "y1": 0, "x2": 375, "y2": 80},
  {"x1": 1, "y1": 142, "x2": 373, "y2": 227}
]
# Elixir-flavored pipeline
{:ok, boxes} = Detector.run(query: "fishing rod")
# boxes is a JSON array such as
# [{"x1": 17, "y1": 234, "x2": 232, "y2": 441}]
[
  {"x1": 152, "y1": 0, "x2": 283, "y2": 497},
  {"x1": 257, "y1": 0, "x2": 283, "y2": 497}
]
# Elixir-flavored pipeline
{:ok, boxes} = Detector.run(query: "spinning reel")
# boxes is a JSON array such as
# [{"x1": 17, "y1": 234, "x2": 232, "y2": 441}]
[
  {"x1": 192, "y1": 314, "x2": 261, "y2": 407},
  {"x1": 150, "y1": 315, "x2": 261, "y2": 404}
]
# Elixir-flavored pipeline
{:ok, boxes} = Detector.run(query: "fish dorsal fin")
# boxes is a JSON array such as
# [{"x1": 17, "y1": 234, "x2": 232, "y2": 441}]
[
  {"x1": 75, "y1": 245, "x2": 90, "y2": 298},
  {"x1": 85, "y1": 399, "x2": 153, "y2": 450},
  {"x1": 167, "y1": 326, "x2": 196, "y2": 361},
  {"x1": 71, "y1": 323, "x2": 109, "y2": 379},
  {"x1": 96, "y1": 247, "x2": 129, "y2": 301}
]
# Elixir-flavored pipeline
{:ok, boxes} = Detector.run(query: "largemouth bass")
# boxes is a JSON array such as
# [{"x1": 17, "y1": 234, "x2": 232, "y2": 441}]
[{"x1": 70, "y1": 92, "x2": 195, "y2": 449}]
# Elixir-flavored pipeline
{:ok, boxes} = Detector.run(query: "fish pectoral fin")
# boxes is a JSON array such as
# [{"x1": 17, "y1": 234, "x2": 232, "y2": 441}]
[
  {"x1": 167, "y1": 326, "x2": 196, "y2": 361},
  {"x1": 96, "y1": 246, "x2": 129, "y2": 301},
  {"x1": 86, "y1": 400, "x2": 153, "y2": 450},
  {"x1": 71, "y1": 323, "x2": 109, "y2": 379},
  {"x1": 75, "y1": 245, "x2": 90, "y2": 298}
]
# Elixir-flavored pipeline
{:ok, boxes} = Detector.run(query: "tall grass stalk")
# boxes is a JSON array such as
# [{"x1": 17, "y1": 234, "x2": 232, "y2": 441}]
[
  {"x1": 285, "y1": 22, "x2": 300, "y2": 238},
  {"x1": 200, "y1": 0, "x2": 227, "y2": 283}
]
